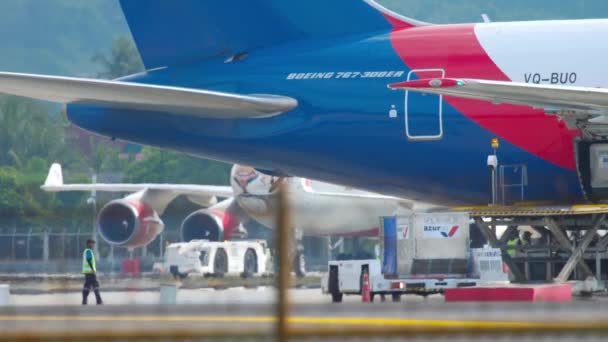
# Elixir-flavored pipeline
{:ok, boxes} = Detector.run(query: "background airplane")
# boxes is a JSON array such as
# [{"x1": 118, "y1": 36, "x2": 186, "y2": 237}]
[
  {"x1": 43, "y1": 163, "x2": 415, "y2": 274},
  {"x1": 2, "y1": 0, "x2": 606, "y2": 208}
]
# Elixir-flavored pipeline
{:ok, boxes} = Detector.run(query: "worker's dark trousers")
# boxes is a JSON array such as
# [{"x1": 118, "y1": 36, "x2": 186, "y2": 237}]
[{"x1": 82, "y1": 273, "x2": 102, "y2": 305}]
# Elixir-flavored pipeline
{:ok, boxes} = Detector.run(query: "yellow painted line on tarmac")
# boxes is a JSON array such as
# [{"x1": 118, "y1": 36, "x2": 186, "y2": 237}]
[
  {"x1": 0, "y1": 315, "x2": 601, "y2": 330},
  {"x1": 0, "y1": 315, "x2": 273, "y2": 323},
  {"x1": 290, "y1": 317, "x2": 548, "y2": 328}
]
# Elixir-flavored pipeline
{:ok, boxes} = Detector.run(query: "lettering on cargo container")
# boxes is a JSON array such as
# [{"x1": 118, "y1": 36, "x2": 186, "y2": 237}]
[
  {"x1": 422, "y1": 224, "x2": 460, "y2": 238},
  {"x1": 397, "y1": 225, "x2": 409, "y2": 240}
]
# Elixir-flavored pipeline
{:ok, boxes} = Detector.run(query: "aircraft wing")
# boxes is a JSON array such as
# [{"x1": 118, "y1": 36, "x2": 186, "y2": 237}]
[
  {"x1": 41, "y1": 163, "x2": 233, "y2": 198},
  {"x1": 0, "y1": 72, "x2": 298, "y2": 118},
  {"x1": 389, "y1": 78, "x2": 608, "y2": 134}
]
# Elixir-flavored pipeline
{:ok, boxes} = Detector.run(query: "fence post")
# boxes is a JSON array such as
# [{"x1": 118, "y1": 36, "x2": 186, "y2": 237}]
[
  {"x1": 26, "y1": 228, "x2": 32, "y2": 260},
  {"x1": 43, "y1": 229, "x2": 49, "y2": 261},
  {"x1": 75, "y1": 228, "x2": 81, "y2": 259},
  {"x1": 110, "y1": 245, "x2": 115, "y2": 274},
  {"x1": 159, "y1": 234, "x2": 164, "y2": 258},
  {"x1": 61, "y1": 228, "x2": 66, "y2": 260},
  {"x1": 11, "y1": 227, "x2": 16, "y2": 260}
]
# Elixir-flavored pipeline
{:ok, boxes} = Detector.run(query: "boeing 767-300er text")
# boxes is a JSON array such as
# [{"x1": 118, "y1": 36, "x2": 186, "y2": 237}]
[{"x1": 3, "y1": 0, "x2": 608, "y2": 206}]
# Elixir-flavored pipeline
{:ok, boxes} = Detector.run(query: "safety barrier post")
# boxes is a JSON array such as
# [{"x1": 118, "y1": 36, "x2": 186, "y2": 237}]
[{"x1": 362, "y1": 271, "x2": 371, "y2": 303}]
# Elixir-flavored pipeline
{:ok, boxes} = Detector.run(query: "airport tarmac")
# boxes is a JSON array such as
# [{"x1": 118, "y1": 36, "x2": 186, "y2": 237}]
[
  {"x1": 2, "y1": 287, "x2": 608, "y2": 338},
  {"x1": 9, "y1": 287, "x2": 349, "y2": 306}
]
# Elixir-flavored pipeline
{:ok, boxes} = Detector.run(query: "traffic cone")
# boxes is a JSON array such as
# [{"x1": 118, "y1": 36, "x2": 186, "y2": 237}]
[{"x1": 362, "y1": 271, "x2": 371, "y2": 303}]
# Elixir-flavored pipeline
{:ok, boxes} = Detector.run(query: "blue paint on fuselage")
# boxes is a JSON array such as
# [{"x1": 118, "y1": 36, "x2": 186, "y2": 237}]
[{"x1": 68, "y1": 32, "x2": 583, "y2": 205}]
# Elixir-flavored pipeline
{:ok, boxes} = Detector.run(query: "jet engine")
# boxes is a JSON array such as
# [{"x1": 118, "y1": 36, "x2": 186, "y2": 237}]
[
  {"x1": 180, "y1": 209, "x2": 240, "y2": 242},
  {"x1": 97, "y1": 199, "x2": 164, "y2": 248}
]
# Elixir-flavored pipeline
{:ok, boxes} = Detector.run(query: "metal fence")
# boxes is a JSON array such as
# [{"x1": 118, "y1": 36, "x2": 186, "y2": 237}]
[
  {"x1": 0, "y1": 227, "x2": 172, "y2": 261},
  {"x1": 0, "y1": 227, "x2": 174, "y2": 275}
]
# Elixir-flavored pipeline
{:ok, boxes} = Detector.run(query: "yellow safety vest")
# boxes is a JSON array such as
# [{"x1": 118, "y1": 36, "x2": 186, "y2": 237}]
[
  {"x1": 82, "y1": 248, "x2": 96, "y2": 274},
  {"x1": 506, "y1": 239, "x2": 518, "y2": 257}
]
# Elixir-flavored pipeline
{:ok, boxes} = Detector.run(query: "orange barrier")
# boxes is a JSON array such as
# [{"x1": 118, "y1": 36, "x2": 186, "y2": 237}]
[
  {"x1": 121, "y1": 259, "x2": 141, "y2": 276},
  {"x1": 361, "y1": 271, "x2": 371, "y2": 303}
]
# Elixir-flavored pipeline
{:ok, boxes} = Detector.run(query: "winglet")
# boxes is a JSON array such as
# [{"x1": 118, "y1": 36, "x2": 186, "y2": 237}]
[
  {"x1": 43, "y1": 163, "x2": 63, "y2": 188},
  {"x1": 364, "y1": 0, "x2": 431, "y2": 29}
]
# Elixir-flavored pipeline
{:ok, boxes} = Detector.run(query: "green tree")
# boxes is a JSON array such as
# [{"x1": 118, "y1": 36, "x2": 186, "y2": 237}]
[
  {"x1": 0, "y1": 96, "x2": 74, "y2": 168},
  {"x1": 92, "y1": 36, "x2": 144, "y2": 79},
  {"x1": 0, "y1": 167, "x2": 27, "y2": 223},
  {"x1": 0, "y1": 94, "x2": 94, "y2": 229},
  {"x1": 125, "y1": 147, "x2": 231, "y2": 185},
  {"x1": 82, "y1": 135, "x2": 129, "y2": 174},
  {"x1": 64, "y1": 36, "x2": 145, "y2": 182}
]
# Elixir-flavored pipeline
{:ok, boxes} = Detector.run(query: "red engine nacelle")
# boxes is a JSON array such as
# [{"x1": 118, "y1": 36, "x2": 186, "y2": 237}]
[
  {"x1": 180, "y1": 209, "x2": 240, "y2": 242},
  {"x1": 97, "y1": 199, "x2": 164, "y2": 248}
]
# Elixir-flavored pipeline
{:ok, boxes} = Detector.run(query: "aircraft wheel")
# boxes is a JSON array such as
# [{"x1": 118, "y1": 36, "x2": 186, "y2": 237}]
[{"x1": 293, "y1": 251, "x2": 306, "y2": 278}]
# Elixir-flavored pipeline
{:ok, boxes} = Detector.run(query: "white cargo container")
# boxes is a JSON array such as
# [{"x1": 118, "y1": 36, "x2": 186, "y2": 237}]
[
  {"x1": 160, "y1": 240, "x2": 271, "y2": 278},
  {"x1": 394, "y1": 212, "x2": 471, "y2": 276},
  {"x1": 322, "y1": 213, "x2": 508, "y2": 302}
]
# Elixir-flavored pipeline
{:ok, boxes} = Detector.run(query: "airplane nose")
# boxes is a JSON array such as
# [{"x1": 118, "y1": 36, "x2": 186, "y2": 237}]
[
  {"x1": 236, "y1": 178, "x2": 250, "y2": 189},
  {"x1": 231, "y1": 165, "x2": 260, "y2": 193}
]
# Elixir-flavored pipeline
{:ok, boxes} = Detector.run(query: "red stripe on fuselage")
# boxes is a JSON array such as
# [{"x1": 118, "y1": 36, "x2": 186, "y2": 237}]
[{"x1": 387, "y1": 24, "x2": 578, "y2": 170}]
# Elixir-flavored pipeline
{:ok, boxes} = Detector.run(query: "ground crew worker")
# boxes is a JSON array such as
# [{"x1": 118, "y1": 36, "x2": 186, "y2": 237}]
[
  {"x1": 374, "y1": 243, "x2": 381, "y2": 260},
  {"x1": 506, "y1": 238, "x2": 518, "y2": 257},
  {"x1": 82, "y1": 239, "x2": 102, "y2": 305},
  {"x1": 504, "y1": 237, "x2": 520, "y2": 281}
]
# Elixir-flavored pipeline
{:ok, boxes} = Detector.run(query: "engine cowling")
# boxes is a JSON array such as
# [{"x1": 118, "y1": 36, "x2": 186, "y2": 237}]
[
  {"x1": 180, "y1": 209, "x2": 240, "y2": 242},
  {"x1": 97, "y1": 199, "x2": 164, "y2": 248}
]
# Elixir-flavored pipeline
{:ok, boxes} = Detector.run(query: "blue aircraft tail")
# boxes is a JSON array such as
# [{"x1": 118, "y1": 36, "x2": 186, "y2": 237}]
[{"x1": 119, "y1": 0, "x2": 423, "y2": 70}]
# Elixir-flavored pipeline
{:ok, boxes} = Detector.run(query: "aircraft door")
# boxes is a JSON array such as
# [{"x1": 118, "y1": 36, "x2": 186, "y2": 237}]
[{"x1": 404, "y1": 69, "x2": 445, "y2": 141}]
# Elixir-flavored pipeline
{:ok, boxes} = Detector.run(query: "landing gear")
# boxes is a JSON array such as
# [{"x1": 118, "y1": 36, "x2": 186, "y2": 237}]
[
  {"x1": 289, "y1": 228, "x2": 306, "y2": 277},
  {"x1": 272, "y1": 233, "x2": 307, "y2": 276},
  {"x1": 328, "y1": 265, "x2": 342, "y2": 303},
  {"x1": 293, "y1": 249, "x2": 306, "y2": 278}
]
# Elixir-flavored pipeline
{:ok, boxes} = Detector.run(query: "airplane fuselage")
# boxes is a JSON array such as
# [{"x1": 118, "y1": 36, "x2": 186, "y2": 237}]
[
  {"x1": 230, "y1": 166, "x2": 411, "y2": 236},
  {"x1": 67, "y1": 19, "x2": 607, "y2": 205}
]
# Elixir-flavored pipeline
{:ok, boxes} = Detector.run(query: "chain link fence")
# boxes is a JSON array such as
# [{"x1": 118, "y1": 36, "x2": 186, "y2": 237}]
[{"x1": 0, "y1": 227, "x2": 170, "y2": 273}]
